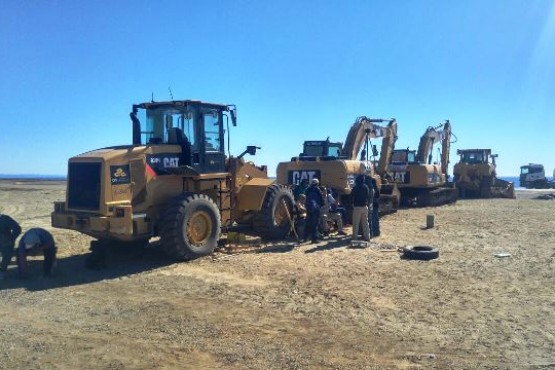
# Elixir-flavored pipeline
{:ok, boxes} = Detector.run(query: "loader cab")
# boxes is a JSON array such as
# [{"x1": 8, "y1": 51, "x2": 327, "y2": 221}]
[{"x1": 131, "y1": 100, "x2": 235, "y2": 174}]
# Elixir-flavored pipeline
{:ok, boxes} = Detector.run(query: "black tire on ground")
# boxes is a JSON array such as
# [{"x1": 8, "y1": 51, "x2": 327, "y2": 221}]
[
  {"x1": 159, "y1": 194, "x2": 221, "y2": 261},
  {"x1": 252, "y1": 184, "x2": 295, "y2": 240},
  {"x1": 403, "y1": 245, "x2": 439, "y2": 261}
]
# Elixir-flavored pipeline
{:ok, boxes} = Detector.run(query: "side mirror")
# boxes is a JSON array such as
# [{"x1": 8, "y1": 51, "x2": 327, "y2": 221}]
[
  {"x1": 229, "y1": 107, "x2": 237, "y2": 126},
  {"x1": 237, "y1": 145, "x2": 261, "y2": 159}
]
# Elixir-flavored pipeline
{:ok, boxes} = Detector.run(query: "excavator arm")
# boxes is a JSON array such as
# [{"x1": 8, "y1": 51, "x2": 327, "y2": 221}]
[
  {"x1": 341, "y1": 116, "x2": 396, "y2": 161},
  {"x1": 440, "y1": 120, "x2": 451, "y2": 176},
  {"x1": 416, "y1": 120, "x2": 451, "y2": 171},
  {"x1": 376, "y1": 119, "x2": 398, "y2": 177}
]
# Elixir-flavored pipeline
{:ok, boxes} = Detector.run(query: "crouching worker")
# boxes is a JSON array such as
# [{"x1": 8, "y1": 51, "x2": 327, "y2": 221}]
[
  {"x1": 0, "y1": 214, "x2": 22, "y2": 279},
  {"x1": 17, "y1": 228, "x2": 57, "y2": 278}
]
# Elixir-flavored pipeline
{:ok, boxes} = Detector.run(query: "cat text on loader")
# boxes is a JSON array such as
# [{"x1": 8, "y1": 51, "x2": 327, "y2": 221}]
[
  {"x1": 275, "y1": 117, "x2": 400, "y2": 218},
  {"x1": 389, "y1": 120, "x2": 458, "y2": 207},
  {"x1": 454, "y1": 149, "x2": 515, "y2": 198},
  {"x1": 51, "y1": 100, "x2": 294, "y2": 261}
]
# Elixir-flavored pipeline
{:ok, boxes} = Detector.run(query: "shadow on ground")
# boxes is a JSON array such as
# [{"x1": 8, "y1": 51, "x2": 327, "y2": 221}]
[
  {"x1": 1, "y1": 242, "x2": 175, "y2": 292},
  {"x1": 304, "y1": 235, "x2": 351, "y2": 253}
]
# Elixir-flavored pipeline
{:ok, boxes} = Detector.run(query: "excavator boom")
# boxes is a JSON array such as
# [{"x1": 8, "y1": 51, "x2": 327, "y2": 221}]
[
  {"x1": 377, "y1": 119, "x2": 398, "y2": 177},
  {"x1": 341, "y1": 116, "x2": 394, "y2": 160}
]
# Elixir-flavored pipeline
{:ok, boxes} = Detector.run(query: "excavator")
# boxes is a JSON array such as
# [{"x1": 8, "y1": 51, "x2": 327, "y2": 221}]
[
  {"x1": 276, "y1": 116, "x2": 400, "y2": 218},
  {"x1": 389, "y1": 120, "x2": 458, "y2": 207}
]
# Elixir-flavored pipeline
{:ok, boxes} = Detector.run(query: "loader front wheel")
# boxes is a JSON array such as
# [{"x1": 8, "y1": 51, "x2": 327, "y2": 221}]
[
  {"x1": 160, "y1": 194, "x2": 221, "y2": 261},
  {"x1": 253, "y1": 184, "x2": 295, "y2": 240}
]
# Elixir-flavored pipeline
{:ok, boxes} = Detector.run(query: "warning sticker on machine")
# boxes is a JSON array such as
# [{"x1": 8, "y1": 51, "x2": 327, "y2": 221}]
[{"x1": 110, "y1": 165, "x2": 131, "y2": 185}]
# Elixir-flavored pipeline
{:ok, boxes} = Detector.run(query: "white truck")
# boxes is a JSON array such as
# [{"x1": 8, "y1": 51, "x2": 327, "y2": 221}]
[{"x1": 519, "y1": 164, "x2": 555, "y2": 189}]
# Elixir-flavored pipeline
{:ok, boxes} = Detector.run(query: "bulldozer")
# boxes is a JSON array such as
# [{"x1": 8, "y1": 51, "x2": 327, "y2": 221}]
[
  {"x1": 389, "y1": 120, "x2": 458, "y2": 207},
  {"x1": 51, "y1": 99, "x2": 294, "y2": 261},
  {"x1": 453, "y1": 149, "x2": 515, "y2": 198},
  {"x1": 275, "y1": 116, "x2": 400, "y2": 218}
]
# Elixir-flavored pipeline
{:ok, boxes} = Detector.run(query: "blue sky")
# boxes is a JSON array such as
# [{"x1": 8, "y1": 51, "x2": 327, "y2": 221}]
[{"x1": 1, "y1": 0, "x2": 554, "y2": 177}]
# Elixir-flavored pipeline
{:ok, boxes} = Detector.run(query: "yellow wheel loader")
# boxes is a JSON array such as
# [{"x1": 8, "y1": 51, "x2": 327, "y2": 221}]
[
  {"x1": 389, "y1": 120, "x2": 458, "y2": 207},
  {"x1": 454, "y1": 149, "x2": 515, "y2": 198},
  {"x1": 52, "y1": 100, "x2": 294, "y2": 261},
  {"x1": 276, "y1": 117, "x2": 400, "y2": 219}
]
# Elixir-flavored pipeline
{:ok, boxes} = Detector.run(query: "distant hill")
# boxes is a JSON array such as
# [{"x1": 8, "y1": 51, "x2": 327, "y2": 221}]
[{"x1": 0, "y1": 174, "x2": 66, "y2": 180}]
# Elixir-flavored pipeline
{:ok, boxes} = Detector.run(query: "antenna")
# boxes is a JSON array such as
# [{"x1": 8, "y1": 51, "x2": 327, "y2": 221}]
[
  {"x1": 168, "y1": 87, "x2": 174, "y2": 100},
  {"x1": 151, "y1": 92, "x2": 154, "y2": 103}
]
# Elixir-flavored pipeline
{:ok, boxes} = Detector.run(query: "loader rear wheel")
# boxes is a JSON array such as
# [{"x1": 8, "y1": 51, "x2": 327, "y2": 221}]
[
  {"x1": 160, "y1": 194, "x2": 221, "y2": 260},
  {"x1": 253, "y1": 184, "x2": 294, "y2": 240}
]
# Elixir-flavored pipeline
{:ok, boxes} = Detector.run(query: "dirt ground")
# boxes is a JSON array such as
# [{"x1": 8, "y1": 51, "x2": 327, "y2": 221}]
[{"x1": 1, "y1": 179, "x2": 554, "y2": 370}]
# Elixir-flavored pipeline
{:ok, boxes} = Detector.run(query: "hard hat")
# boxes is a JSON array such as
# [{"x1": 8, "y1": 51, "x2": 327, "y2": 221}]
[{"x1": 311, "y1": 178, "x2": 319, "y2": 185}]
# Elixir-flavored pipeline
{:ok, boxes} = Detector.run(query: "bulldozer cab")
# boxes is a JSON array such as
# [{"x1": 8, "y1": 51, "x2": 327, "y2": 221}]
[
  {"x1": 131, "y1": 100, "x2": 236, "y2": 174},
  {"x1": 457, "y1": 149, "x2": 491, "y2": 165}
]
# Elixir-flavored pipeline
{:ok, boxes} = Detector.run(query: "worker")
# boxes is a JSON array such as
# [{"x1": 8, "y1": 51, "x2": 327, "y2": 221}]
[
  {"x1": 368, "y1": 176, "x2": 381, "y2": 237},
  {"x1": 304, "y1": 178, "x2": 324, "y2": 243},
  {"x1": 294, "y1": 194, "x2": 308, "y2": 241},
  {"x1": 293, "y1": 179, "x2": 309, "y2": 200},
  {"x1": 17, "y1": 228, "x2": 57, "y2": 278},
  {"x1": 0, "y1": 214, "x2": 22, "y2": 279},
  {"x1": 351, "y1": 174, "x2": 372, "y2": 242},
  {"x1": 320, "y1": 187, "x2": 346, "y2": 236}
]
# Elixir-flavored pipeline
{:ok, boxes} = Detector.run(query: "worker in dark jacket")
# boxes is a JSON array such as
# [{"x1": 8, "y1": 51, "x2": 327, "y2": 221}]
[
  {"x1": 368, "y1": 176, "x2": 381, "y2": 237},
  {"x1": 17, "y1": 228, "x2": 57, "y2": 278},
  {"x1": 304, "y1": 178, "x2": 325, "y2": 243},
  {"x1": 0, "y1": 214, "x2": 22, "y2": 278},
  {"x1": 351, "y1": 174, "x2": 372, "y2": 241}
]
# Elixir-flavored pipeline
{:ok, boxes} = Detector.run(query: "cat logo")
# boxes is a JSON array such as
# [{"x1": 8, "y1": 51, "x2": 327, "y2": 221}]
[{"x1": 113, "y1": 168, "x2": 127, "y2": 178}]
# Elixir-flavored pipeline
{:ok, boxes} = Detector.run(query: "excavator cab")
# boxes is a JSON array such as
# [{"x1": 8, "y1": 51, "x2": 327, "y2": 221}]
[{"x1": 299, "y1": 140, "x2": 343, "y2": 159}]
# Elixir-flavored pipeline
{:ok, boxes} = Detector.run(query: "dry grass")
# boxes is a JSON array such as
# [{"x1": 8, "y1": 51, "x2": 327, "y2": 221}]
[{"x1": 1, "y1": 180, "x2": 554, "y2": 369}]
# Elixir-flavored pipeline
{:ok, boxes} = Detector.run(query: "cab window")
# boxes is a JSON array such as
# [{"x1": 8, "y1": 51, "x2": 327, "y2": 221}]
[{"x1": 203, "y1": 111, "x2": 221, "y2": 152}]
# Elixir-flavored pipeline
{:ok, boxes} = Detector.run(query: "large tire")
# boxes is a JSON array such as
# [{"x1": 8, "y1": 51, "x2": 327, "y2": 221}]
[
  {"x1": 252, "y1": 184, "x2": 295, "y2": 240},
  {"x1": 159, "y1": 194, "x2": 221, "y2": 261},
  {"x1": 403, "y1": 245, "x2": 439, "y2": 261}
]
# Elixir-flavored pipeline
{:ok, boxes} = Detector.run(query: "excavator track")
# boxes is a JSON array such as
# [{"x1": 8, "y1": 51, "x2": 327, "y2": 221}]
[{"x1": 416, "y1": 187, "x2": 458, "y2": 207}]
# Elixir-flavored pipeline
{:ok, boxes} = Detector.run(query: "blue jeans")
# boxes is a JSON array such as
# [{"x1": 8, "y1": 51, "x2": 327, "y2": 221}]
[
  {"x1": 304, "y1": 209, "x2": 321, "y2": 241},
  {"x1": 0, "y1": 243, "x2": 15, "y2": 271},
  {"x1": 371, "y1": 204, "x2": 380, "y2": 236}
]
